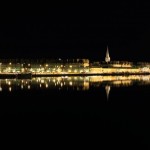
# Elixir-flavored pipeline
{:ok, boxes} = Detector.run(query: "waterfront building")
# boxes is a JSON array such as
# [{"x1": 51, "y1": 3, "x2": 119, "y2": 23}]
[
  {"x1": 0, "y1": 47, "x2": 150, "y2": 75},
  {"x1": 0, "y1": 58, "x2": 89, "y2": 74}
]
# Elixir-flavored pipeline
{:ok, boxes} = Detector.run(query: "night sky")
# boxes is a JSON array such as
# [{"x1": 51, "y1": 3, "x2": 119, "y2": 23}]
[{"x1": 0, "y1": 2, "x2": 150, "y2": 61}]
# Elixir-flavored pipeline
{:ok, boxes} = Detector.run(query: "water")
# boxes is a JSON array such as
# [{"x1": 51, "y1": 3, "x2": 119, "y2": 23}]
[{"x1": 0, "y1": 75, "x2": 150, "y2": 147}]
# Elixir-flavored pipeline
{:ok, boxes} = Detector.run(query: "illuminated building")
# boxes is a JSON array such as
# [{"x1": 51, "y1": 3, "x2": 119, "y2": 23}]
[{"x1": 0, "y1": 47, "x2": 150, "y2": 76}]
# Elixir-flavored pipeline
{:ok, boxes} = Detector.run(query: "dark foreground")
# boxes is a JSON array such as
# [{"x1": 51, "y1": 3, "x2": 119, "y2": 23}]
[{"x1": 0, "y1": 84, "x2": 150, "y2": 148}]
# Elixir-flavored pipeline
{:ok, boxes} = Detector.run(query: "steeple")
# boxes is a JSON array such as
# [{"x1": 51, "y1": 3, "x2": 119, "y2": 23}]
[{"x1": 105, "y1": 46, "x2": 110, "y2": 63}]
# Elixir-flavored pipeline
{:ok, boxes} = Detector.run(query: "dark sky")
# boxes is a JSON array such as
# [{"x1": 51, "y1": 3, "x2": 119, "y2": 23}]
[{"x1": 0, "y1": 2, "x2": 150, "y2": 61}]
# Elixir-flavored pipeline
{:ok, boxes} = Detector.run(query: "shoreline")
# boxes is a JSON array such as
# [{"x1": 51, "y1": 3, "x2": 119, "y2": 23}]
[{"x1": 0, "y1": 72, "x2": 150, "y2": 79}]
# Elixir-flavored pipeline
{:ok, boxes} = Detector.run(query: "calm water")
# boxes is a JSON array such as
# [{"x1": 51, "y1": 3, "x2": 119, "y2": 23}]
[{"x1": 0, "y1": 75, "x2": 150, "y2": 147}]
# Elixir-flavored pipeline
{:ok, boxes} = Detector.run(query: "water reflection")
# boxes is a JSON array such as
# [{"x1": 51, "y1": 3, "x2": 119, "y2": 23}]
[
  {"x1": 0, "y1": 75, "x2": 150, "y2": 93},
  {"x1": 105, "y1": 85, "x2": 111, "y2": 101}
]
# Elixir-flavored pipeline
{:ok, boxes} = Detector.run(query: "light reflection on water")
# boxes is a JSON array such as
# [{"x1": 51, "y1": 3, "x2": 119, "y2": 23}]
[
  {"x1": 0, "y1": 75, "x2": 150, "y2": 93},
  {"x1": 0, "y1": 75, "x2": 149, "y2": 146}
]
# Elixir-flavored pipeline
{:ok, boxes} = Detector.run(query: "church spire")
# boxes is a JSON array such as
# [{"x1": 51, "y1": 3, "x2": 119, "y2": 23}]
[{"x1": 105, "y1": 46, "x2": 110, "y2": 63}]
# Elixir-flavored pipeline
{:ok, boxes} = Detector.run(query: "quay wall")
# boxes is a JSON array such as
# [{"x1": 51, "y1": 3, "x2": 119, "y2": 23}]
[{"x1": 89, "y1": 68, "x2": 141, "y2": 74}]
